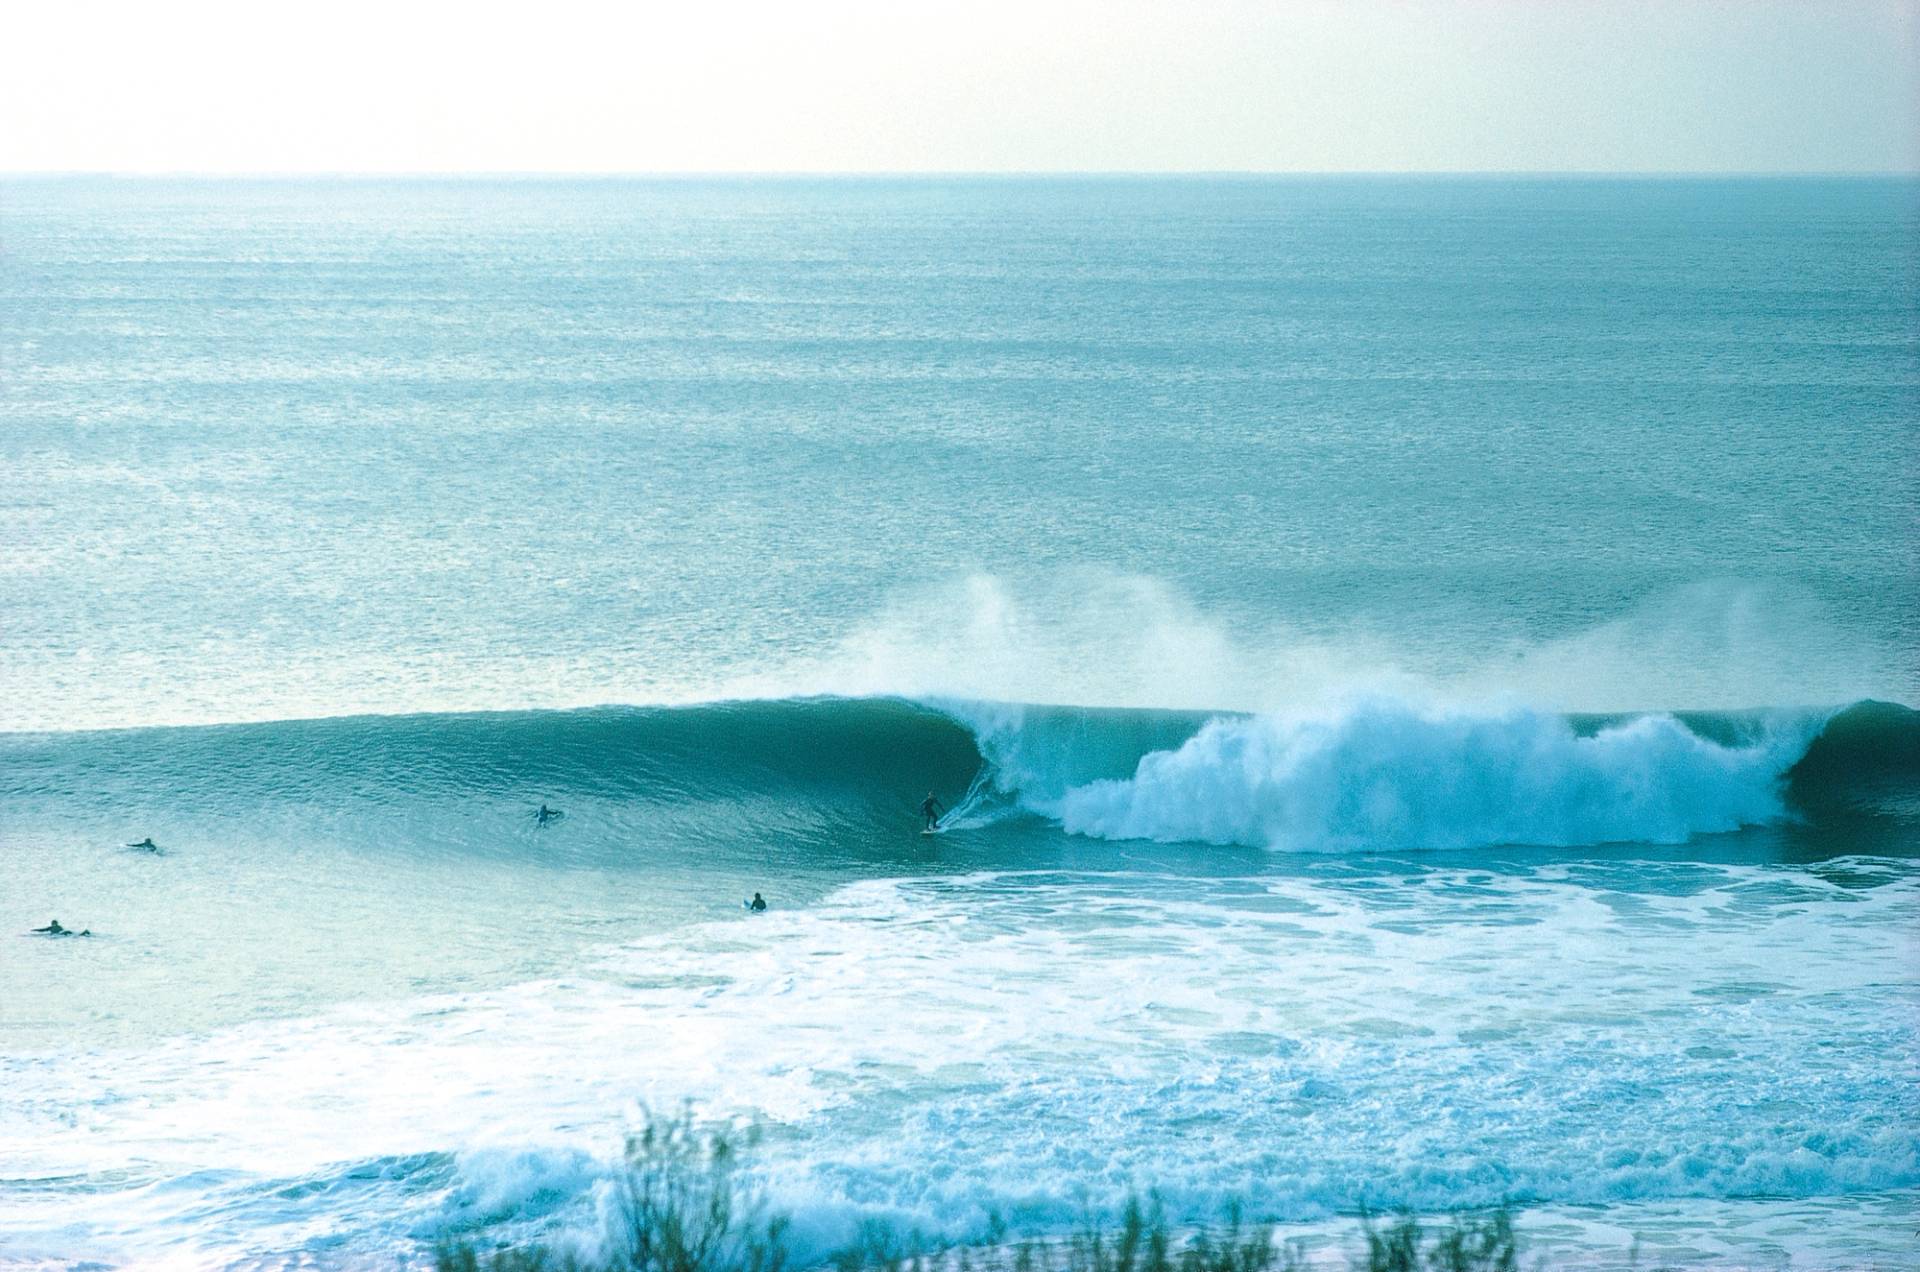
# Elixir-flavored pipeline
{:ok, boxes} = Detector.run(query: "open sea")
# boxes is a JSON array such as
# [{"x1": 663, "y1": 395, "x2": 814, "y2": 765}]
[{"x1": 0, "y1": 176, "x2": 1916, "y2": 1269}]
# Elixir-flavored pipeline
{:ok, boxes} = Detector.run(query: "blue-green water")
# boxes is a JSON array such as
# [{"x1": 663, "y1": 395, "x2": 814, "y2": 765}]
[{"x1": 1, "y1": 177, "x2": 1915, "y2": 1268}]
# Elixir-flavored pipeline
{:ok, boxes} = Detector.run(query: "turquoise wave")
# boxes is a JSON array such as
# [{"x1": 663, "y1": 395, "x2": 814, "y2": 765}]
[{"x1": 2, "y1": 697, "x2": 1911, "y2": 854}]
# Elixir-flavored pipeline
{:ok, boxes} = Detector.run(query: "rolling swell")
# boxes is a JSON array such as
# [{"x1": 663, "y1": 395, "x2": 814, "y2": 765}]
[
  {"x1": 0, "y1": 699, "x2": 983, "y2": 851},
  {"x1": 0, "y1": 697, "x2": 1911, "y2": 853}
]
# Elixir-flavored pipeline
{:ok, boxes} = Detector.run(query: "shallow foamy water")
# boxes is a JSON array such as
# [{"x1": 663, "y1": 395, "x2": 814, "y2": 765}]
[{"x1": 4, "y1": 858, "x2": 1914, "y2": 1268}]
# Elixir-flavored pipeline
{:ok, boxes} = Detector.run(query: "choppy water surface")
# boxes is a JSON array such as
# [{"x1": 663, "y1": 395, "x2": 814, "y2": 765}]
[{"x1": 0, "y1": 177, "x2": 1915, "y2": 1268}]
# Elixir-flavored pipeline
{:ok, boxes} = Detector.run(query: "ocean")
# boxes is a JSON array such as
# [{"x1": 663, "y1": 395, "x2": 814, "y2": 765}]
[{"x1": 0, "y1": 176, "x2": 1915, "y2": 1268}]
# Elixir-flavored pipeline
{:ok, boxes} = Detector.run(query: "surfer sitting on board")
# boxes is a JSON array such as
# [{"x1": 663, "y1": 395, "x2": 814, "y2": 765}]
[
  {"x1": 920, "y1": 791, "x2": 945, "y2": 832},
  {"x1": 746, "y1": 892, "x2": 767, "y2": 912}
]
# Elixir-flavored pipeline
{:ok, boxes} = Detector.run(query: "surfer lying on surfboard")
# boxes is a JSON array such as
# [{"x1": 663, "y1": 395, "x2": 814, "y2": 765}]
[{"x1": 920, "y1": 791, "x2": 945, "y2": 832}]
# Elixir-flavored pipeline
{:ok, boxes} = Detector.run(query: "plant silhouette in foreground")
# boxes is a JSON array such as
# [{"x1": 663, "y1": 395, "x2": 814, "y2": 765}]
[{"x1": 436, "y1": 1114, "x2": 1529, "y2": 1272}]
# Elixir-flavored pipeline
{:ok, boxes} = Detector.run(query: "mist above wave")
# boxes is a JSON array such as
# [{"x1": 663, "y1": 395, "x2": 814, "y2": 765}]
[{"x1": 5, "y1": 570, "x2": 1902, "y2": 734}]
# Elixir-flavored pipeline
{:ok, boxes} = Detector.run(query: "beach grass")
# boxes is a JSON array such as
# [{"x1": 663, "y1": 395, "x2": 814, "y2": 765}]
[{"x1": 434, "y1": 1114, "x2": 1529, "y2": 1272}]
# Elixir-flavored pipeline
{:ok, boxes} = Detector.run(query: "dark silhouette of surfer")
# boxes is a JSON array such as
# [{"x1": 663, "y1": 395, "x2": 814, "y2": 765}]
[
  {"x1": 534, "y1": 804, "x2": 563, "y2": 826},
  {"x1": 30, "y1": 920, "x2": 90, "y2": 937},
  {"x1": 128, "y1": 838, "x2": 160, "y2": 853},
  {"x1": 745, "y1": 892, "x2": 767, "y2": 913},
  {"x1": 920, "y1": 791, "x2": 945, "y2": 832}
]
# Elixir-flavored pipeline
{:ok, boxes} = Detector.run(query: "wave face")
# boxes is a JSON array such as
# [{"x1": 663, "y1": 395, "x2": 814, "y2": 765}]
[
  {"x1": 5, "y1": 696, "x2": 1913, "y2": 855},
  {"x1": 959, "y1": 697, "x2": 1917, "y2": 851}
]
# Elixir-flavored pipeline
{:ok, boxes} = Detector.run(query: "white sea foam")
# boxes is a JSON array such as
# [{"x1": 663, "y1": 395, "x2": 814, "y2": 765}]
[{"x1": 3, "y1": 570, "x2": 1900, "y2": 733}]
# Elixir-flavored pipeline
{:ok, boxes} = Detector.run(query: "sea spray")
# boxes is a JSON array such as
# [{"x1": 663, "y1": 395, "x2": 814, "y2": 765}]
[
  {"x1": 7, "y1": 696, "x2": 1888, "y2": 859},
  {"x1": 951, "y1": 699, "x2": 1829, "y2": 851}
]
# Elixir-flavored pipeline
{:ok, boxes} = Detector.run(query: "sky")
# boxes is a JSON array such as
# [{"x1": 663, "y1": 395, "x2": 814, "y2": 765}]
[{"x1": 2, "y1": 0, "x2": 1915, "y2": 173}]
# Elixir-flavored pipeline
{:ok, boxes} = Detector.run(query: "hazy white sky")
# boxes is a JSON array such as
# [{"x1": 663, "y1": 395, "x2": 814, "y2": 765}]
[{"x1": 4, "y1": 0, "x2": 1915, "y2": 173}]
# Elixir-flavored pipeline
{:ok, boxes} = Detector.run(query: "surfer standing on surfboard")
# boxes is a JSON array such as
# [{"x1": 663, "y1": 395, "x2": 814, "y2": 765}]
[{"x1": 920, "y1": 791, "x2": 945, "y2": 832}]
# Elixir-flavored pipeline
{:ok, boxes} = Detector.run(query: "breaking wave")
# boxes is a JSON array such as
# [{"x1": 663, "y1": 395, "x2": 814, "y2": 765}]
[{"x1": 3, "y1": 696, "x2": 1912, "y2": 854}]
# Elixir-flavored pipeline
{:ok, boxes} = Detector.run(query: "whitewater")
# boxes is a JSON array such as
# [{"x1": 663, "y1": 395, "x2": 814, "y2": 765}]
[{"x1": 2, "y1": 176, "x2": 1916, "y2": 1269}]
